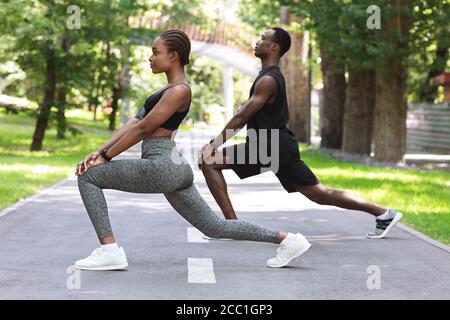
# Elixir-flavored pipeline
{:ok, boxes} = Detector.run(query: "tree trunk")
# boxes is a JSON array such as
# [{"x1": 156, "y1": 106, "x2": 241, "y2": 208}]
[
  {"x1": 280, "y1": 7, "x2": 310, "y2": 143},
  {"x1": 96, "y1": 40, "x2": 111, "y2": 122},
  {"x1": 56, "y1": 89, "x2": 67, "y2": 139},
  {"x1": 120, "y1": 45, "x2": 131, "y2": 126},
  {"x1": 87, "y1": 82, "x2": 97, "y2": 112},
  {"x1": 55, "y1": 35, "x2": 71, "y2": 140},
  {"x1": 373, "y1": 0, "x2": 411, "y2": 162},
  {"x1": 92, "y1": 80, "x2": 102, "y2": 122},
  {"x1": 92, "y1": 42, "x2": 107, "y2": 118},
  {"x1": 109, "y1": 86, "x2": 120, "y2": 131},
  {"x1": 108, "y1": 45, "x2": 131, "y2": 131},
  {"x1": 374, "y1": 64, "x2": 407, "y2": 162},
  {"x1": 93, "y1": 95, "x2": 99, "y2": 121},
  {"x1": 319, "y1": 46, "x2": 346, "y2": 149},
  {"x1": 30, "y1": 48, "x2": 56, "y2": 151},
  {"x1": 342, "y1": 69, "x2": 375, "y2": 155}
]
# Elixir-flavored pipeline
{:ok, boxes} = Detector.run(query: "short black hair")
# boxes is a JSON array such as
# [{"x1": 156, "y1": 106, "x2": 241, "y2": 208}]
[{"x1": 270, "y1": 27, "x2": 291, "y2": 57}]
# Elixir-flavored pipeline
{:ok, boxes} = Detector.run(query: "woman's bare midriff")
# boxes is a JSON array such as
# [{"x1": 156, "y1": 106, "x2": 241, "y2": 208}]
[{"x1": 145, "y1": 127, "x2": 174, "y2": 139}]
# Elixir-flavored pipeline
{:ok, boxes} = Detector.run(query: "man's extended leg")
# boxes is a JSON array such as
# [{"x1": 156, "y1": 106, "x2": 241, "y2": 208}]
[
  {"x1": 296, "y1": 183, "x2": 386, "y2": 216},
  {"x1": 295, "y1": 183, "x2": 402, "y2": 239}
]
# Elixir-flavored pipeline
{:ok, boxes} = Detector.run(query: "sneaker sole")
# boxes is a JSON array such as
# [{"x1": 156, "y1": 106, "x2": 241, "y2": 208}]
[
  {"x1": 366, "y1": 212, "x2": 403, "y2": 239},
  {"x1": 266, "y1": 242, "x2": 312, "y2": 268},
  {"x1": 75, "y1": 263, "x2": 128, "y2": 271}
]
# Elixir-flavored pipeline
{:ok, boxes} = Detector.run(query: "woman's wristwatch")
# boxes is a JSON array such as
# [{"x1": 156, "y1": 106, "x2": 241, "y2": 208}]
[{"x1": 100, "y1": 148, "x2": 112, "y2": 162}]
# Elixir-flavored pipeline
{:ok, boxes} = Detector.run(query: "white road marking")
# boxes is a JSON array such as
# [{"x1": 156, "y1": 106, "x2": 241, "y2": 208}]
[{"x1": 187, "y1": 258, "x2": 216, "y2": 283}]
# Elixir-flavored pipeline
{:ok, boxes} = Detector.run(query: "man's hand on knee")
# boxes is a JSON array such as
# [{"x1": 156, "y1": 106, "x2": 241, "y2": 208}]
[{"x1": 198, "y1": 143, "x2": 216, "y2": 170}]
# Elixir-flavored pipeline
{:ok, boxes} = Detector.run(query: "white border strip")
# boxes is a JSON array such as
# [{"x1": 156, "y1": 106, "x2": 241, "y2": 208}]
[{"x1": 397, "y1": 223, "x2": 450, "y2": 253}]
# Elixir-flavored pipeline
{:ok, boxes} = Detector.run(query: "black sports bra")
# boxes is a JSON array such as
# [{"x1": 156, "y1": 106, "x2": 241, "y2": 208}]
[{"x1": 135, "y1": 83, "x2": 191, "y2": 131}]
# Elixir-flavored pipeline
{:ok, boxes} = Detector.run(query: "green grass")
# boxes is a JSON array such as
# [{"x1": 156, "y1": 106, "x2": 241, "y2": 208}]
[
  {"x1": 0, "y1": 111, "x2": 449, "y2": 245},
  {"x1": 298, "y1": 144, "x2": 450, "y2": 245},
  {"x1": 0, "y1": 109, "x2": 112, "y2": 210}
]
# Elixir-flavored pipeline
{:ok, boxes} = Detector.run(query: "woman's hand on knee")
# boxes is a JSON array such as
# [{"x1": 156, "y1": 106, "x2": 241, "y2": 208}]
[
  {"x1": 75, "y1": 161, "x2": 85, "y2": 176},
  {"x1": 75, "y1": 154, "x2": 106, "y2": 176},
  {"x1": 82, "y1": 156, "x2": 107, "y2": 174},
  {"x1": 82, "y1": 152, "x2": 100, "y2": 170}
]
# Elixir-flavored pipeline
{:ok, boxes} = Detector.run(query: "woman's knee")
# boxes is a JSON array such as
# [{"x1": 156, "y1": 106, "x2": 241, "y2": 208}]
[
  {"x1": 77, "y1": 173, "x2": 89, "y2": 186},
  {"x1": 77, "y1": 170, "x2": 98, "y2": 188}
]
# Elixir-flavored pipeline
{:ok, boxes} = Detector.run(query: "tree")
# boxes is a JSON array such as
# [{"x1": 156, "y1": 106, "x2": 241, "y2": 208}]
[
  {"x1": 1, "y1": 0, "x2": 112, "y2": 149},
  {"x1": 340, "y1": 2, "x2": 377, "y2": 155},
  {"x1": 408, "y1": 0, "x2": 450, "y2": 103},
  {"x1": 280, "y1": 7, "x2": 311, "y2": 143},
  {"x1": 319, "y1": 45, "x2": 346, "y2": 149},
  {"x1": 296, "y1": 0, "x2": 347, "y2": 149},
  {"x1": 371, "y1": 0, "x2": 413, "y2": 162},
  {"x1": 19, "y1": 0, "x2": 63, "y2": 151},
  {"x1": 342, "y1": 68, "x2": 375, "y2": 155},
  {"x1": 85, "y1": 0, "x2": 146, "y2": 130}
]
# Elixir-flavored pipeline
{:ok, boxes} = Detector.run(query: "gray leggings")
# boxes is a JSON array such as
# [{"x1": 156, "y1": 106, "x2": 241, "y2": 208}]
[{"x1": 77, "y1": 137, "x2": 279, "y2": 243}]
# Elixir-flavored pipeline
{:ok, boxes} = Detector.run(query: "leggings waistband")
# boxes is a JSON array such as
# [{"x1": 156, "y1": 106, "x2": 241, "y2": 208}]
[
  {"x1": 142, "y1": 137, "x2": 175, "y2": 148},
  {"x1": 141, "y1": 137, "x2": 177, "y2": 158}
]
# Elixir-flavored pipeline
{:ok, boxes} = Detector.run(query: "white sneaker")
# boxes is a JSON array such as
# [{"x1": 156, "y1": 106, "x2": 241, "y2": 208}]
[
  {"x1": 266, "y1": 233, "x2": 311, "y2": 268},
  {"x1": 75, "y1": 247, "x2": 128, "y2": 271}
]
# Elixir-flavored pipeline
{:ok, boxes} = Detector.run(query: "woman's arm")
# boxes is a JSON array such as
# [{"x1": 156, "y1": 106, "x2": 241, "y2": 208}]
[
  {"x1": 94, "y1": 117, "x2": 140, "y2": 154},
  {"x1": 77, "y1": 117, "x2": 141, "y2": 175}
]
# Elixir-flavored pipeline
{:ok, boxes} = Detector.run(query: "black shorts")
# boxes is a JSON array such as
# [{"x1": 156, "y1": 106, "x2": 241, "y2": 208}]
[{"x1": 221, "y1": 129, "x2": 319, "y2": 193}]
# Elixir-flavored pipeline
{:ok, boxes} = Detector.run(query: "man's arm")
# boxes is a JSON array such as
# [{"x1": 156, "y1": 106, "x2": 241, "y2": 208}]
[
  {"x1": 103, "y1": 85, "x2": 189, "y2": 159},
  {"x1": 209, "y1": 75, "x2": 278, "y2": 148}
]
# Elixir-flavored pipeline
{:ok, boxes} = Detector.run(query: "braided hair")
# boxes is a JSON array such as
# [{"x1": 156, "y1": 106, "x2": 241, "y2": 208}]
[{"x1": 159, "y1": 29, "x2": 191, "y2": 66}]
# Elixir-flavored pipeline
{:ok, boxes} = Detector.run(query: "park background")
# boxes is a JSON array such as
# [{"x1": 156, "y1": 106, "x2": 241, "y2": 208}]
[{"x1": 0, "y1": 0, "x2": 449, "y2": 245}]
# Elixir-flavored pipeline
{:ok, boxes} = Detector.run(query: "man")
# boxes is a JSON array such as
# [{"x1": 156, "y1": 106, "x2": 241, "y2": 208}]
[{"x1": 199, "y1": 27, "x2": 402, "y2": 239}]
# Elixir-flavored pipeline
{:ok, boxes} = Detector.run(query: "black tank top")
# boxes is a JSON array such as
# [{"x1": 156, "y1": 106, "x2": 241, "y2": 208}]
[
  {"x1": 247, "y1": 65, "x2": 290, "y2": 131},
  {"x1": 135, "y1": 83, "x2": 191, "y2": 131}
]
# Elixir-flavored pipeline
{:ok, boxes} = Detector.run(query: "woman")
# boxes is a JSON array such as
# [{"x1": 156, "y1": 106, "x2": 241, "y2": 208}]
[{"x1": 74, "y1": 30, "x2": 311, "y2": 271}]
